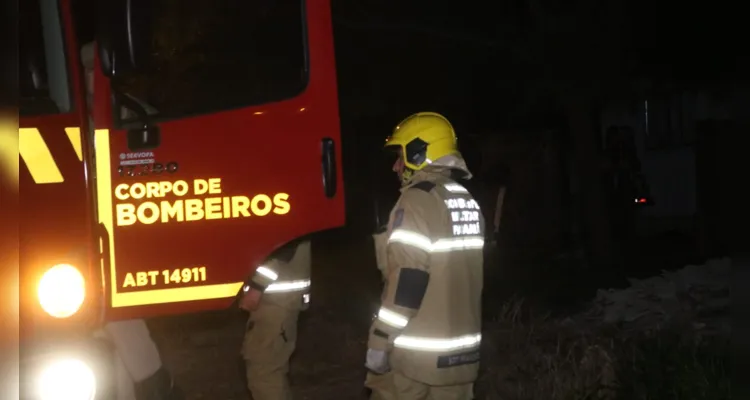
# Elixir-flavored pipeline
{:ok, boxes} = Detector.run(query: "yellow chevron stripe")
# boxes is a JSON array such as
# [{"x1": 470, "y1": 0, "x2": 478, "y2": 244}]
[
  {"x1": 0, "y1": 121, "x2": 18, "y2": 186},
  {"x1": 65, "y1": 127, "x2": 83, "y2": 161},
  {"x1": 19, "y1": 128, "x2": 64, "y2": 184}
]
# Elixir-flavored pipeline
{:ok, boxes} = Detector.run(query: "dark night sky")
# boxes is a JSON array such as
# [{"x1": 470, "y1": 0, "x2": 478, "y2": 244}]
[
  {"x1": 72, "y1": 0, "x2": 742, "y2": 86},
  {"x1": 68, "y1": 0, "x2": 743, "y2": 133},
  {"x1": 331, "y1": 0, "x2": 741, "y2": 127}
]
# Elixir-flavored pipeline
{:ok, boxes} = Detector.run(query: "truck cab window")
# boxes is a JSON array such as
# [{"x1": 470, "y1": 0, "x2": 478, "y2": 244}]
[
  {"x1": 19, "y1": 0, "x2": 71, "y2": 117},
  {"x1": 115, "y1": 0, "x2": 307, "y2": 124}
]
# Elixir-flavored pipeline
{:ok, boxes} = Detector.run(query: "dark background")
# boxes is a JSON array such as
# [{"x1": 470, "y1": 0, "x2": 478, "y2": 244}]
[{"x1": 330, "y1": 0, "x2": 745, "y2": 303}]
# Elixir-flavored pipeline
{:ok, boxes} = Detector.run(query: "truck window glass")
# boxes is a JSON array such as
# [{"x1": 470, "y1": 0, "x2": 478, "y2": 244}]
[
  {"x1": 115, "y1": 0, "x2": 307, "y2": 124},
  {"x1": 19, "y1": 0, "x2": 71, "y2": 117}
]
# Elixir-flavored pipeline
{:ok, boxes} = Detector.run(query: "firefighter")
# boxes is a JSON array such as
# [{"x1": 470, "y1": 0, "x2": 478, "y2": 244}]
[
  {"x1": 365, "y1": 112, "x2": 485, "y2": 400},
  {"x1": 239, "y1": 239, "x2": 312, "y2": 400}
]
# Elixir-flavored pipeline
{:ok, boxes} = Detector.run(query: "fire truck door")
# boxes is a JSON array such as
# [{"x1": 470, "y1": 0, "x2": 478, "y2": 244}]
[{"x1": 91, "y1": 0, "x2": 344, "y2": 318}]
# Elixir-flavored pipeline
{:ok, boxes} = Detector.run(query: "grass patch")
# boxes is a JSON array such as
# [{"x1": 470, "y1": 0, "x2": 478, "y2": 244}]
[{"x1": 476, "y1": 298, "x2": 730, "y2": 400}]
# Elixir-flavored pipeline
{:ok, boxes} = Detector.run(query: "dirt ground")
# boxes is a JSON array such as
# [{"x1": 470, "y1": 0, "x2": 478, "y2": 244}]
[
  {"x1": 147, "y1": 231, "x2": 385, "y2": 400},
  {"x1": 143, "y1": 226, "x2": 709, "y2": 400}
]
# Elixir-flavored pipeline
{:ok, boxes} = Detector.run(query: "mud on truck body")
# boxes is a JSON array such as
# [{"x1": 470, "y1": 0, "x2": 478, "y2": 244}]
[{"x1": 19, "y1": 0, "x2": 343, "y2": 398}]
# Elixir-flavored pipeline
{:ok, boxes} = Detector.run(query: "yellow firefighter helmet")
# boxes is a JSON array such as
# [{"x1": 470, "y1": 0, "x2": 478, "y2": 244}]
[{"x1": 384, "y1": 111, "x2": 459, "y2": 172}]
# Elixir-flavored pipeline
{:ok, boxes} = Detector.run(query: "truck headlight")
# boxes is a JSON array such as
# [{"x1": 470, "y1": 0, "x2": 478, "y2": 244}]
[
  {"x1": 37, "y1": 358, "x2": 96, "y2": 400},
  {"x1": 37, "y1": 264, "x2": 85, "y2": 318}
]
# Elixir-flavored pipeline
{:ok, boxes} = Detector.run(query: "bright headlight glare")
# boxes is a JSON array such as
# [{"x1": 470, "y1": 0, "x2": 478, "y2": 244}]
[
  {"x1": 37, "y1": 263, "x2": 85, "y2": 318},
  {"x1": 37, "y1": 358, "x2": 96, "y2": 400}
]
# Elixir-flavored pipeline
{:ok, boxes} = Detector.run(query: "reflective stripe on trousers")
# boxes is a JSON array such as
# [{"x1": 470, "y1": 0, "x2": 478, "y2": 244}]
[
  {"x1": 266, "y1": 279, "x2": 311, "y2": 293},
  {"x1": 394, "y1": 333, "x2": 481, "y2": 352}
]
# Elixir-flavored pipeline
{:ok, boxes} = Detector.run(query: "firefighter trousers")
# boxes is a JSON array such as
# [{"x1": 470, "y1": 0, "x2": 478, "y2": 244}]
[
  {"x1": 366, "y1": 371, "x2": 473, "y2": 400},
  {"x1": 242, "y1": 302, "x2": 300, "y2": 400}
]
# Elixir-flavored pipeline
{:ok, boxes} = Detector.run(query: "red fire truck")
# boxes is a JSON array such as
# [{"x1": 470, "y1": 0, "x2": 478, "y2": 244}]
[{"x1": 19, "y1": 0, "x2": 344, "y2": 398}]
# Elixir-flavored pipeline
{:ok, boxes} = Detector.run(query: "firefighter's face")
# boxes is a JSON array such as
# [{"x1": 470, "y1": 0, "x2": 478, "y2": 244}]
[{"x1": 392, "y1": 154, "x2": 405, "y2": 181}]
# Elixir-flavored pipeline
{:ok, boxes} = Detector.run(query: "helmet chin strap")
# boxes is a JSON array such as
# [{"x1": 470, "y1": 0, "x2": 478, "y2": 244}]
[{"x1": 400, "y1": 167, "x2": 415, "y2": 185}]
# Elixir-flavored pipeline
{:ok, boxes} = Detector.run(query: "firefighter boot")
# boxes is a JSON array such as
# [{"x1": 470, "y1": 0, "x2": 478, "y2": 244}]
[{"x1": 133, "y1": 367, "x2": 185, "y2": 400}]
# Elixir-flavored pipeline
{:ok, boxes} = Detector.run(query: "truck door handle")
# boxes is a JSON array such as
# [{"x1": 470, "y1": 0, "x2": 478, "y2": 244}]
[{"x1": 321, "y1": 137, "x2": 337, "y2": 198}]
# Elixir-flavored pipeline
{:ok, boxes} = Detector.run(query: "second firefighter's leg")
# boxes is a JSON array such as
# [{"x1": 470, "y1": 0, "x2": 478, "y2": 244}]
[{"x1": 242, "y1": 303, "x2": 299, "y2": 400}]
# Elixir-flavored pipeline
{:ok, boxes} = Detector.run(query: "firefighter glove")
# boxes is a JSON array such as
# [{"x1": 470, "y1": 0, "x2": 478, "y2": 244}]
[{"x1": 365, "y1": 348, "x2": 390, "y2": 374}]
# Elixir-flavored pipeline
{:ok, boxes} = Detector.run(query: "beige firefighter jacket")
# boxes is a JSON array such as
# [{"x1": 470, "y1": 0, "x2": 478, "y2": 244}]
[
  {"x1": 368, "y1": 158, "x2": 485, "y2": 386},
  {"x1": 247, "y1": 239, "x2": 311, "y2": 311}
]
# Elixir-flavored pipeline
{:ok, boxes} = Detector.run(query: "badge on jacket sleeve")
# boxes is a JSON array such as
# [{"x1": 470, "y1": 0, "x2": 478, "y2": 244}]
[{"x1": 392, "y1": 209, "x2": 404, "y2": 229}]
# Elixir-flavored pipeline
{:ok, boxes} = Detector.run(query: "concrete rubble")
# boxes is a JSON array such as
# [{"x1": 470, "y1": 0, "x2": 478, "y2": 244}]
[{"x1": 583, "y1": 257, "x2": 731, "y2": 337}]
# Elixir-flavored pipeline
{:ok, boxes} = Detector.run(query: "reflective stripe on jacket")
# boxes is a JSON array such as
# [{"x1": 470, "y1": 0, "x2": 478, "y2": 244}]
[
  {"x1": 368, "y1": 166, "x2": 485, "y2": 386},
  {"x1": 245, "y1": 240, "x2": 312, "y2": 310}
]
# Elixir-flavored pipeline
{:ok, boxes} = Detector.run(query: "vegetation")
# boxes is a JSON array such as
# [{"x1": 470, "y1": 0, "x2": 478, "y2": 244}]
[{"x1": 476, "y1": 298, "x2": 730, "y2": 400}]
